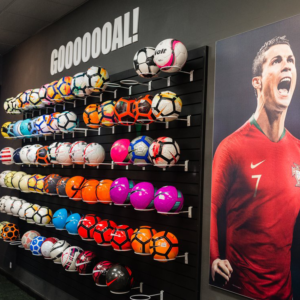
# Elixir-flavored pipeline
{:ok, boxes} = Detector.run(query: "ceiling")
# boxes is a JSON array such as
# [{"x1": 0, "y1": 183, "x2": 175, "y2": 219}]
[{"x1": 0, "y1": 0, "x2": 89, "y2": 55}]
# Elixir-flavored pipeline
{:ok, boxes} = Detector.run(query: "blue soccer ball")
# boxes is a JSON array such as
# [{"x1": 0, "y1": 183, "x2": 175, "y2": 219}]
[
  {"x1": 53, "y1": 208, "x2": 72, "y2": 230},
  {"x1": 65, "y1": 213, "x2": 82, "y2": 235},
  {"x1": 30, "y1": 236, "x2": 46, "y2": 256},
  {"x1": 12, "y1": 120, "x2": 23, "y2": 137},
  {"x1": 13, "y1": 148, "x2": 22, "y2": 163},
  {"x1": 29, "y1": 118, "x2": 40, "y2": 136},
  {"x1": 128, "y1": 136, "x2": 153, "y2": 166},
  {"x1": 19, "y1": 119, "x2": 31, "y2": 137},
  {"x1": 7, "y1": 122, "x2": 16, "y2": 138}
]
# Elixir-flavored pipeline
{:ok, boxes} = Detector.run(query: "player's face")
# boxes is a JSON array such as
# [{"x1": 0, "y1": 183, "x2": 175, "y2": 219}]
[{"x1": 260, "y1": 44, "x2": 296, "y2": 111}]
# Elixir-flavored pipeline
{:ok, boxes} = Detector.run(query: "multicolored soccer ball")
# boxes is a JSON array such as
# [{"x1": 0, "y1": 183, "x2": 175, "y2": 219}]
[
  {"x1": 21, "y1": 230, "x2": 40, "y2": 250},
  {"x1": 93, "y1": 261, "x2": 113, "y2": 286},
  {"x1": 57, "y1": 76, "x2": 75, "y2": 101},
  {"x1": 84, "y1": 66, "x2": 110, "y2": 93},
  {"x1": 76, "y1": 251, "x2": 97, "y2": 275},
  {"x1": 29, "y1": 88, "x2": 44, "y2": 109},
  {"x1": 0, "y1": 147, "x2": 14, "y2": 165},
  {"x1": 99, "y1": 100, "x2": 117, "y2": 127},
  {"x1": 47, "y1": 81, "x2": 63, "y2": 103},
  {"x1": 128, "y1": 136, "x2": 153, "y2": 166},
  {"x1": 83, "y1": 104, "x2": 100, "y2": 128},
  {"x1": 33, "y1": 206, "x2": 53, "y2": 225},
  {"x1": 47, "y1": 112, "x2": 61, "y2": 133},
  {"x1": 61, "y1": 246, "x2": 83, "y2": 272},
  {"x1": 36, "y1": 146, "x2": 51, "y2": 165},
  {"x1": 39, "y1": 83, "x2": 54, "y2": 105},
  {"x1": 1, "y1": 122, "x2": 14, "y2": 139},
  {"x1": 35, "y1": 115, "x2": 52, "y2": 135},
  {"x1": 71, "y1": 72, "x2": 91, "y2": 97}
]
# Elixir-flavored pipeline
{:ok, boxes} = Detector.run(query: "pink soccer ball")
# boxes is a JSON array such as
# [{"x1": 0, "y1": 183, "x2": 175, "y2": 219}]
[
  {"x1": 154, "y1": 186, "x2": 184, "y2": 213},
  {"x1": 130, "y1": 182, "x2": 156, "y2": 210},
  {"x1": 110, "y1": 177, "x2": 135, "y2": 206},
  {"x1": 110, "y1": 139, "x2": 131, "y2": 165}
]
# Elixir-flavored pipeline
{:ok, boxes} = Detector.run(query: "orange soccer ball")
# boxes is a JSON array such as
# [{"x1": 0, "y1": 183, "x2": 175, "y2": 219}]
[
  {"x1": 65, "y1": 176, "x2": 87, "y2": 200},
  {"x1": 96, "y1": 179, "x2": 113, "y2": 204},
  {"x1": 149, "y1": 231, "x2": 179, "y2": 262},
  {"x1": 114, "y1": 97, "x2": 136, "y2": 126},
  {"x1": 81, "y1": 179, "x2": 99, "y2": 204},
  {"x1": 133, "y1": 94, "x2": 156, "y2": 124},
  {"x1": 131, "y1": 226, "x2": 157, "y2": 255},
  {"x1": 47, "y1": 81, "x2": 63, "y2": 103},
  {"x1": 83, "y1": 104, "x2": 101, "y2": 128}
]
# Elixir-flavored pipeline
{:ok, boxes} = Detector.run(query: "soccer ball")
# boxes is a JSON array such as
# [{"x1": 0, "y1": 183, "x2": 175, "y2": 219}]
[
  {"x1": 18, "y1": 202, "x2": 32, "y2": 219},
  {"x1": 0, "y1": 196, "x2": 9, "y2": 213},
  {"x1": 71, "y1": 72, "x2": 91, "y2": 97},
  {"x1": 48, "y1": 142, "x2": 62, "y2": 164},
  {"x1": 111, "y1": 225, "x2": 134, "y2": 251},
  {"x1": 29, "y1": 88, "x2": 45, "y2": 109},
  {"x1": 18, "y1": 175, "x2": 31, "y2": 193},
  {"x1": 133, "y1": 95, "x2": 156, "y2": 124},
  {"x1": 35, "y1": 115, "x2": 52, "y2": 135},
  {"x1": 131, "y1": 226, "x2": 157, "y2": 255},
  {"x1": 93, "y1": 261, "x2": 113, "y2": 287},
  {"x1": 4, "y1": 171, "x2": 16, "y2": 188},
  {"x1": 28, "y1": 175, "x2": 39, "y2": 192},
  {"x1": 65, "y1": 176, "x2": 86, "y2": 200},
  {"x1": 149, "y1": 231, "x2": 179, "y2": 261},
  {"x1": 44, "y1": 174, "x2": 61, "y2": 194},
  {"x1": 83, "y1": 104, "x2": 100, "y2": 128},
  {"x1": 93, "y1": 219, "x2": 117, "y2": 246},
  {"x1": 57, "y1": 111, "x2": 79, "y2": 133},
  {"x1": 25, "y1": 204, "x2": 40, "y2": 223},
  {"x1": 110, "y1": 139, "x2": 131, "y2": 166},
  {"x1": 110, "y1": 177, "x2": 135, "y2": 206},
  {"x1": 61, "y1": 246, "x2": 83, "y2": 272},
  {"x1": 13, "y1": 148, "x2": 23, "y2": 164},
  {"x1": 128, "y1": 136, "x2": 153, "y2": 166},
  {"x1": 20, "y1": 145, "x2": 31, "y2": 164},
  {"x1": 83, "y1": 143, "x2": 105, "y2": 166},
  {"x1": 4, "y1": 197, "x2": 14, "y2": 214},
  {"x1": 21, "y1": 230, "x2": 40, "y2": 250},
  {"x1": 19, "y1": 119, "x2": 32, "y2": 137},
  {"x1": 154, "y1": 39, "x2": 188, "y2": 73},
  {"x1": 65, "y1": 213, "x2": 81, "y2": 235},
  {"x1": 84, "y1": 66, "x2": 110, "y2": 93},
  {"x1": 154, "y1": 186, "x2": 184, "y2": 213},
  {"x1": 148, "y1": 137, "x2": 180, "y2": 168},
  {"x1": 11, "y1": 98, "x2": 22, "y2": 114},
  {"x1": 53, "y1": 208, "x2": 71, "y2": 230},
  {"x1": 30, "y1": 236, "x2": 46, "y2": 256},
  {"x1": 2, "y1": 223, "x2": 19, "y2": 242},
  {"x1": 1, "y1": 122, "x2": 14, "y2": 139},
  {"x1": 11, "y1": 171, "x2": 26, "y2": 189},
  {"x1": 130, "y1": 182, "x2": 156, "y2": 210},
  {"x1": 96, "y1": 179, "x2": 113, "y2": 204},
  {"x1": 78, "y1": 214, "x2": 101, "y2": 241},
  {"x1": 114, "y1": 97, "x2": 136, "y2": 126},
  {"x1": 98, "y1": 100, "x2": 117, "y2": 127},
  {"x1": 0, "y1": 221, "x2": 9, "y2": 239},
  {"x1": 47, "y1": 112, "x2": 61, "y2": 133},
  {"x1": 7, "y1": 122, "x2": 16, "y2": 138},
  {"x1": 12, "y1": 120, "x2": 23, "y2": 137},
  {"x1": 35, "y1": 175, "x2": 46, "y2": 194},
  {"x1": 151, "y1": 91, "x2": 182, "y2": 122},
  {"x1": 27, "y1": 144, "x2": 42, "y2": 164},
  {"x1": 76, "y1": 251, "x2": 97, "y2": 275},
  {"x1": 3, "y1": 97, "x2": 14, "y2": 113},
  {"x1": 47, "y1": 81, "x2": 63, "y2": 103},
  {"x1": 33, "y1": 206, "x2": 53, "y2": 225},
  {"x1": 29, "y1": 118, "x2": 40, "y2": 136},
  {"x1": 70, "y1": 141, "x2": 87, "y2": 165},
  {"x1": 57, "y1": 76, "x2": 75, "y2": 101},
  {"x1": 0, "y1": 171, "x2": 11, "y2": 187},
  {"x1": 41, "y1": 237, "x2": 58, "y2": 258},
  {"x1": 81, "y1": 179, "x2": 99, "y2": 204},
  {"x1": 39, "y1": 83, "x2": 54, "y2": 105},
  {"x1": 20, "y1": 89, "x2": 32, "y2": 110},
  {"x1": 55, "y1": 142, "x2": 72, "y2": 165},
  {"x1": 56, "y1": 177, "x2": 69, "y2": 197},
  {"x1": 15, "y1": 92, "x2": 24, "y2": 109},
  {"x1": 50, "y1": 240, "x2": 70, "y2": 264},
  {"x1": 36, "y1": 146, "x2": 50, "y2": 165},
  {"x1": 133, "y1": 47, "x2": 160, "y2": 78},
  {"x1": 0, "y1": 147, "x2": 14, "y2": 165}
]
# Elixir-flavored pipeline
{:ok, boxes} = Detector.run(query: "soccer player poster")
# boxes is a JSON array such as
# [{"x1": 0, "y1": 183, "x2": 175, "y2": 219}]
[{"x1": 210, "y1": 14, "x2": 300, "y2": 300}]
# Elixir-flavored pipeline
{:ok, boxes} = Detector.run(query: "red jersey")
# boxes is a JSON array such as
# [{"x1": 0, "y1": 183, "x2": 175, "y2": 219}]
[{"x1": 211, "y1": 117, "x2": 300, "y2": 300}]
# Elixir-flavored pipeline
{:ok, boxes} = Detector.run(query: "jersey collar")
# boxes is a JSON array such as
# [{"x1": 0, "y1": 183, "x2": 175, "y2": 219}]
[{"x1": 249, "y1": 115, "x2": 286, "y2": 141}]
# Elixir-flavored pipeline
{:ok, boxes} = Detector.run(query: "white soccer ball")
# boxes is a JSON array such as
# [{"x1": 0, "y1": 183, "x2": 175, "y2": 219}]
[
  {"x1": 41, "y1": 237, "x2": 59, "y2": 258},
  {"x1": 29, "y1": 88, "x2": 45, "y2": 109},
  {"x1": 19, "y1": 175, "x2": 31, "y2": 193},
  {"x1": 71, "y1": 72, "x2": 91, "y2": 97},
  {"x1": 11, "y1": 199, "x2": 26, "y2": 216},
  {"x1": 70, "y1": 141, "x2": 87, "y2": 165},
  {"x1": 0, "y1": 196, "x2": 11, "y2": 213},
  {"x1": 21, "y1": 230, "x2": 40, "y2": 250},
  {"x1": 20, "y1": 145, "x2": 31, "y2": 164},
  {"x1": 33, "y1": 206, "x2": 53, "y2": 226},
  {"x1": 4, "y1": 197, "x2": 14, "y2": 215},
  {"x1": 84, "y1": 66, "x2": 110, "y2": 94},
  {"x1": 0, "y1": 171, "x2": 11, "y2": 187},
  {"x1": 50, "y1": 240, "x2": 70, "y2": 264},
  {"x1": 4, "y1": 98, "x2": 14, "y2": 114},
  {"x1": 61, "y1": 246, "x2": 84, "y2": 272},
  {"x1": 25, "y1": 204, "x2": 40, "y2": 223},
  {"x1": 11, "y1": 171, "x2": 26, "y2": 189},
  {"x1": 35, "y1": 115, "x2": 51, "y2": 135},
  {"x1": 55, "y1": 142, "x2": 72, "y2": 165},
  {"x1": 133, "y1": 47, "x2": 160, "y2": 78},
  {"x1": 18, "y1": 202, "x2": 32, "y2": 219},
  {"x1": 57, "y1": 111, "x2": 79, "y2": 133},
  {"x1": 154, "y1": 39, "x2": 188, "y2": 73},
  {"x1": 84, "y1": 143, "x2": 105, "y2": 166},
  {"x1": 27, "y1": 144, "x2": 42, "y2": 164},
  {"x1": 0, "y1": 147, "x2": 15, "y2": 165},
  {"x1": 48, "y1": 142, "x2": 62, "y2": 164}
]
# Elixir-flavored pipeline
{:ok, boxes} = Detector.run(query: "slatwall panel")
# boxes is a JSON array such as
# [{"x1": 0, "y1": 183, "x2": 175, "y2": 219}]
[{"x1": 1, "y1": 46, "x2": 207, "y2": 300}]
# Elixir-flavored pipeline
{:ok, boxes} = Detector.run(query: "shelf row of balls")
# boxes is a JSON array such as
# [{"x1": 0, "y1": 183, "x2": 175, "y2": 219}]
[
  {"x1": 0, "y1": 223, "x2": 134, "y2": 294},
  {"x1": 0, "y1": 171, "x2": 184, "y2": 213}
]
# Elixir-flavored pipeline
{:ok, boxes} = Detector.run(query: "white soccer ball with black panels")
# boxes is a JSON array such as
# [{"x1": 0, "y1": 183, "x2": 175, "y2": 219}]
[
  {"x1": 71, "y1": 72, "x2": 92, "y2": 97},
  {"x1": 0, "y1": 147, "x2": 14, "y2": 165},
  {"x1": 133, "y1": 47, "x2": 160, "y2": 78},
  {"x1": 11, "y1": 199, "x2": 26, "y2": 216},
  {"x1": 70, "y1": 141, "x2": 87, "y2": 165},
  {"x1": 25, "y1": 204, "x2": 40, "y2": 224},
  {"x1": 20, "y1": 145, "x2": 31, "y2": 164},
  {"x1": 18, "y1": 202, "x2": 32, "y2": 220},
  {"x1": 33, "y1": 206, "x2": 53, "y2": 226},
  {"x1": 35, "y1": 115, "x2": 51, "y2": 135},
  {"x1": 148, "y1": 137, "x2": 180, "y2": 168},
  {"x1": 0, "y1": 196, "x2": 9, "y2": 213},
  {"x1": 0, "y1": 171, "x2": 11, "y2": 187},
  {"x1": 21, "y1": 230, "x2": 40, "y2": 250},
  {"x1": 4, "y1": 197, "x2": 14, "y2": 214},
  {"x1": 83, "y1": 143, "x2": 105, "y2": 166},
  {"x1": 154, "y1": 39, "x2": 188, "y2": 73},
  {"x1": 29, "y1": 88, "x2": 45, "y2": 109},
  {"x1": 55, "y1": 142, "x2": 72, "y2": 165},
  {"x1": 48, "y1": 142, "x2": 62, "y2": 164},
  {"x1": 8, "y1": 98, "x2": 21, "y2": 114},
  {"x1": 84, "y1": 66, "x2": 110, "y2": 94},
  {"x1": 30, "y1": 236, "x2": 46, "y2": 256},
  {"x1": 50, "y1": 240, "x2": 70, "y2": 264},
  {"x1": 3, "y1": 97, "x2": 14, "y2": 114},
  {"x1": 61, "y1": 246, "x2": 84, "y2": 272},
  {"x1": 57, "y1": 111, "x2": 79, "y2": 133},
  {"x1": 27, "y1": 144, "x2": 42, "y2": 164}
]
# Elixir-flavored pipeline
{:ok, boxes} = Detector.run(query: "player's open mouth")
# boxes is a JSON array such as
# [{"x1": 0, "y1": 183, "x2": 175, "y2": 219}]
[{"x1": 277, "y1": 77, "x2": 291, "y2": 96}]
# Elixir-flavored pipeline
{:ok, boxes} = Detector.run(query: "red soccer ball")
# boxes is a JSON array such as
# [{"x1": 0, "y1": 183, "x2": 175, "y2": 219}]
[
  {"x1": 110, "y1": 225, "x2": 134, "y2": 251},
  {"x1": 77, "y1": 214, "x2": 101, "y2": 241},
  {"x1": 93, "y1": 219, "x2": 117, "y2": 246}
]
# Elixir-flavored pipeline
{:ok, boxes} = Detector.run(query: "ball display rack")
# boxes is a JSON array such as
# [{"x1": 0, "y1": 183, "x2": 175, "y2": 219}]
[{"x1": 0, "y1": 46, "x2": 207, "y2": 300}]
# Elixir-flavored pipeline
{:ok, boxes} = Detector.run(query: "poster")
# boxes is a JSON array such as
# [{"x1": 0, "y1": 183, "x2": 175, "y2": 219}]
[{"x1": 210, "y1": 14, "x2": 300, "y2": 300}]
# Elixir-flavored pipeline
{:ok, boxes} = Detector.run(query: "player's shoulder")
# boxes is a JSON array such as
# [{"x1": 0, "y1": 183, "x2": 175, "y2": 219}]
[{"x1": 285, "y1": 129, "x2": 300, "y2": 145}]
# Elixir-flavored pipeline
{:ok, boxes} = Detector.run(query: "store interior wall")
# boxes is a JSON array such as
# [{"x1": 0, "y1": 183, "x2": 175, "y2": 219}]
[{"x1": 1, "y1": 0, "x2": 300, "y2": 299}]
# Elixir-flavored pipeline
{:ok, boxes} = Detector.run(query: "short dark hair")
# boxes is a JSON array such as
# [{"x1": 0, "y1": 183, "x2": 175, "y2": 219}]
[{"x1": 252, "y1": 36, "x2": 290, "y2": 77}]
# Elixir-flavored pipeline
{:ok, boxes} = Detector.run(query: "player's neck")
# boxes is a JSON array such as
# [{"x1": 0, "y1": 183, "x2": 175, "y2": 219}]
[{"x1": 254, "y1": 108, "x2": 286, "y2": 142}]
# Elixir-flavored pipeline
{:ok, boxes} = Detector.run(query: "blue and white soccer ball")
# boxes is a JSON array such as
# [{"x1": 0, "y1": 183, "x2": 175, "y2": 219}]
[
  {"x1": 12, "y1": 120, "x2": 23, "y2": 137},
  {"x1": 30, "y1": 236, "x2": 46, "y2": 256},
  {"x1": 128, "y1": 136, "x2": 153, "y2": 166},
  {"x1": 30, "y1": 117, "x2": 40, "y2": 136},
  {"x1": 57, "y1": 111, "x2": 79, "y2": 133},
  {"x1": 35, "y1": 115, "x2": 51, "y2": 135}
]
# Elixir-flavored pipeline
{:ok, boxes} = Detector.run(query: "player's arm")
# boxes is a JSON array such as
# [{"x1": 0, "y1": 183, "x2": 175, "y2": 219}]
[{"x1": 210, "y1": 140, "x2": 234, "y2": 282}]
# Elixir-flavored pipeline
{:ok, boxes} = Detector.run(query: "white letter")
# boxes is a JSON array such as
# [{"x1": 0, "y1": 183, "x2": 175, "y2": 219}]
[
  {"x1": 82, "y1": 32, "x2": 91, "y2": 63},
  {"x1": 50, "y1": 49, "x2": 58, "y2": 75},
  {"x1": 65, "y1": 41, "x2": 73, "y2": 70},
  {"x1": 73, "y1": 37, "x2": 82, "y2": 66},
  {"x1": 111, "y1": 16, "x2": 123, "y2": 51},
  {"x1": 92, "y1": 27, "x2": 101, "y2": 59},
  {"x1": 123, "y1": 12, "x2": 132, "y2": 46},
  {"x1": 102, "y1": 22, "x2": 112, "y2": 55},
  {"x1": 57, "y1": 45, "x2": 65, "y2": 73}
]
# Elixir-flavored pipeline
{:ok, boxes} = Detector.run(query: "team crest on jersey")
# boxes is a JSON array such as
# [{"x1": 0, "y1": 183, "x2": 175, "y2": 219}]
[{"x1": 292, "y1": 163, "x2": 300, "y2": 187}]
